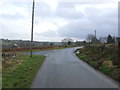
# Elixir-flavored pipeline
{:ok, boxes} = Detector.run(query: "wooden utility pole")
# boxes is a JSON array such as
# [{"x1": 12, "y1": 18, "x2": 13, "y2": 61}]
[
  {"x1": 95, "y1": 30, "x2": 96, "y2": 44},
  {"x1": 30, "y1": 0, "x2": 35, "y2": 57}
]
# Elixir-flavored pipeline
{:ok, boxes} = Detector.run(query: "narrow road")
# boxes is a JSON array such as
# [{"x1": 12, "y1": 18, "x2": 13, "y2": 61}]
[
  {"x1": 31, "y1": 47, "x2": 118, "y2": 88},
  {"x1": 23, "y1": 50, "x2": 55, "y2": 56}
]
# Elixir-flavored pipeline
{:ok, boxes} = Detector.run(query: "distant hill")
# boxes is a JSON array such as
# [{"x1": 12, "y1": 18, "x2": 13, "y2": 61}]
[{"x1": 1, "y1": 39, "x2": 62, "y2": 49}]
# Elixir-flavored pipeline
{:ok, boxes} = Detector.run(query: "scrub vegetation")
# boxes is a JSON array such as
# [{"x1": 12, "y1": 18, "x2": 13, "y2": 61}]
[{"x1": 76, "y1": 44, "x2": 120, "y2": 83}]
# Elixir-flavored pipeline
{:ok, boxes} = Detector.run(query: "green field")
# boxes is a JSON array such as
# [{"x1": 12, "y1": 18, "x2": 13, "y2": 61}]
[{"x1": 2, "y1": 55, "x2": 45, "y2": 88}]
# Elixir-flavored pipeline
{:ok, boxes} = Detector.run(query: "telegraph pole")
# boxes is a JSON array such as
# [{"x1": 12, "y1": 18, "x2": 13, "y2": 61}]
[
  {"x1": 30, "y1": 0, "x2": 35, "y2": 57},
  {"x1": 95, "y1": 30, "x2": 96, "y2": 44}
]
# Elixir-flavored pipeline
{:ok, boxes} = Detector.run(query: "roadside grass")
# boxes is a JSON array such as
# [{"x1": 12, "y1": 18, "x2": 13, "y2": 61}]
[
  {"x1": 76, "y1": 44, "x2": 120, "y2": 83},
  {"x1": 98, "y1": 65, "x2": 118, "y2": 79},
  {"x1": 76, "y1": 53, "x2": 97, "y2": 68},
  {"x1": 2, "y1": 55, "x2": 45, "y2": 88}
]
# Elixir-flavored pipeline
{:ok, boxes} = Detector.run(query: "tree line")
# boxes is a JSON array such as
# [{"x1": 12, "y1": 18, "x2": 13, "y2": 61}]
[
  {"x1": 61, "y1": 34, "x2": 118, "y2": 47},
  {"x1": 86, "y1": 34, "x2": 117, "y2": 44}
]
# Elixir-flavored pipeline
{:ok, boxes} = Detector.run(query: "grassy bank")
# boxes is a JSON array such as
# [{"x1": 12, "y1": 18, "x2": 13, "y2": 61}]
[
  {"x1": 76, "y1": 44, "x2": 120, "y2": 83},
  {"x1": 2, "y1": 54, "x2": 45, "y2": 88}
]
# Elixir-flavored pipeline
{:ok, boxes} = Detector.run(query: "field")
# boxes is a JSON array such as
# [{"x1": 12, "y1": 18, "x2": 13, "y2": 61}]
[{"x1": 76, "y1": 44, "x2": 120, "y2": 83}]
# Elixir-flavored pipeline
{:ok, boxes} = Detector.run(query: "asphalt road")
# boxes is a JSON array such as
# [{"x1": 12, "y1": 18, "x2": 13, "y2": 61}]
[
  {"x1": 31, "y1": 47, "x2": 118, "y2": 88},
  {"x1": 23, "y1": 50, "x2": 55, "y2": 56}
]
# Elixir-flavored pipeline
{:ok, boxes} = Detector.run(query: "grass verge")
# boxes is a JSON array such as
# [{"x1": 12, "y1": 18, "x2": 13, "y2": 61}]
[
  {"x1": 76, "y1": 53, "x2": 119, "y2": 82},
  {"x1": 2, "y1": 55, "x2": 45, "y2": 88},
  {"x1": 76, "y1": 53, "x2": 97, "y2": 68},
  {"x1": 76, "y1": 45, "x2": 120, "y2": 83}
]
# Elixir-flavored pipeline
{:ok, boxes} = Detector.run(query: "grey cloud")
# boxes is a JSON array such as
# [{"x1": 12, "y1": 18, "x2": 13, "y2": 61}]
[
  {"x1": 57, "y1": 2, "x2": 75, "y2": 8},
  {"x1": 35, "y1": 2, "x2": 53, "y2": 17},
  {"x1": 55, "y1": 2, "x2": 84, "y2": 19},
  {"x1": 57, "y1": 6, "x2": 117, "y2": 39},
  {"x1": 86, "y1": 7, "x2": 118, "y2": 36},
  {"x1": 34, "y1": 2, "x2": 84, "y2": 19},
  {"x1": 57, "y1": 20, "x2": 92, "y2": 39},
  {"x1": 86, "y1": 7, "x2": 117, "y2": 22},
  {"x1": 34, "y1": 2, "x2": 117, "y2": 39},
  {"x1": 55, "y1": 7, "x2": 84, "y2": 19},
  {"x1": 0, "y1": 13, "x2": 24, "y2": 20},
  {"x1": 3, "y1": 33, "x2": 22, "y2": 39},
  {"x1": 0, "y1": 2, "x2": 32, "y2": 20},
  {"x1": 1, "y1": 1, "x2": 118, "y2": 41},
  {"x1": 35, "y1": 30, "x2": 57, "y2": 37}
]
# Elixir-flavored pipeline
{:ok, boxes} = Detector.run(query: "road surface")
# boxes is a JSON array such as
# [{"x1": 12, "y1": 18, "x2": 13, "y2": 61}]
[
  {"x1": 23, "y1": 50, "x2": 55, "y2": 56},
  {"x1": 31, "y1": 47, "x2": 118, "y2": 88}
]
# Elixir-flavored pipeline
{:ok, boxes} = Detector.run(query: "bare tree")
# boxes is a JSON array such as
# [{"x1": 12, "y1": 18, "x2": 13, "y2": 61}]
[
  {"x1": 86, "y1": 34, "x2": 99, "y2": 44},
  {"x1": 61, "y1": 38, "x2": 73, "y2": 46},
  {"x1": 86, "y1": 34, "x2": 94, "y2": 43},
  {"x1": 99, "y1": 37, "x2": 107, "y2": 43}
]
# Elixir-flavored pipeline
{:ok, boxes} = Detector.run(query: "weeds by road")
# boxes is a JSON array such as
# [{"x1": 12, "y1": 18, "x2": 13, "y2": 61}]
[
  {"x1": 2, "y1": 55, "x2": 45, "y2": 88},
  {"x1": 76, "y1": 44, "x2": 120, "y2": 83}
]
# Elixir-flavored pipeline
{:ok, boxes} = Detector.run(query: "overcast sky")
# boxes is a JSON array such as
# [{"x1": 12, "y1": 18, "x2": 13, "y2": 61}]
[{"x1": 0, "y1": 0, "x2": 118, "y2": 42}]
